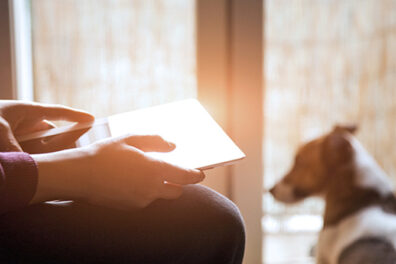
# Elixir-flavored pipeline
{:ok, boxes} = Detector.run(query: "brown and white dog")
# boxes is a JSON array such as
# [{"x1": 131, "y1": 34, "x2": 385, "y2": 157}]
[{"x1": 270, "y1": 125, "x2": 396, "y2": 264}]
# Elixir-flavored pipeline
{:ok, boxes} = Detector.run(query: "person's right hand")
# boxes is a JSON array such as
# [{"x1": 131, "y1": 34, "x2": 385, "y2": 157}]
[
  {"x1": 0, "y1": 100, "x2": 94, "y2": 153},
  {"x1": 31, "y1": 134, "x2": 205, "y2": 210}
]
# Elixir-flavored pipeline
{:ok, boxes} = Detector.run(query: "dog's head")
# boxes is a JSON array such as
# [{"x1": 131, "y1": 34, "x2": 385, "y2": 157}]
[{"x1": 270, "y1": 124, "x2": 357, "y2": 203}]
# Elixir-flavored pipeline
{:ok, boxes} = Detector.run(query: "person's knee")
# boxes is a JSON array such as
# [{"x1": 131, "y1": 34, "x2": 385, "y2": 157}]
[
  {"x1": 180, "y1": 185, "x2": 246, "y2": 263},
  {"x1": 106, "y1": 184, "x2": 246, "y2": 263},
  {"x1": 188, "y1": 184, "x2": 244, "y2": 236}
]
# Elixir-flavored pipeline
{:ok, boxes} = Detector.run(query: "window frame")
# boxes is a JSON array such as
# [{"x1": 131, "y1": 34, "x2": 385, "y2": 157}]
[
  {"x1": 197, "y1": 1, "x2": 264, "y2": 263},
  {"x1": 8, "y1": 0, "x2": 34, "y2": 100}
]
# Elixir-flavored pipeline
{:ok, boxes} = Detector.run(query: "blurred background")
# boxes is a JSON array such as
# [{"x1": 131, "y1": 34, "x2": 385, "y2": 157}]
[{"x1": 1, "y1": 0, "x2": 396, "y2": 263}]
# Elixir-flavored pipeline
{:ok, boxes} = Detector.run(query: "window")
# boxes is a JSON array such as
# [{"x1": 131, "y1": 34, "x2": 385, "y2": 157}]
[{"x1": 263, "y1": 0, "x2": 396, "y2": 263}]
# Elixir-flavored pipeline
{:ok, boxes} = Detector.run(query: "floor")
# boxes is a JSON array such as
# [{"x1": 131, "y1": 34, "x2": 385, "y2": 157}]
[{"x1": 262, "y1": 233, "x2": 318, "y2": 264}]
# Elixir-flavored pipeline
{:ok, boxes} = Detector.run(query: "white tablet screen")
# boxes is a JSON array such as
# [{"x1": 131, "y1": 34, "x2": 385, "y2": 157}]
[{"x1": 18, "y1": 99, "x2": 245, "y2": 170}]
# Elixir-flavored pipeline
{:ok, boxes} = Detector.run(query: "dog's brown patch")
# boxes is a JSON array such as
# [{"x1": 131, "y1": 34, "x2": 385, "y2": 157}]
[
  {"x1": 280, "y1": 137, "x2": 328, "y2": 199},
  {"x1": 321, "y1": 130, "x2": 396, "y2": 226},
  {"x1": 323, "y1": 165, "x2": 396, "y2": 226},
  {"x1": 271, "y1": 125, "x2": 396, "y2": 227}
]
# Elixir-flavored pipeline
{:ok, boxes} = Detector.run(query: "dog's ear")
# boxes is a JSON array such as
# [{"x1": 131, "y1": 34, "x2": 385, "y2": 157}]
[
  {"x1": 334, "y1": 124, "x2": 358, "y2": 134},
  {"x1": 322, "y1": 131, "x2": 354, "y2": 168}
]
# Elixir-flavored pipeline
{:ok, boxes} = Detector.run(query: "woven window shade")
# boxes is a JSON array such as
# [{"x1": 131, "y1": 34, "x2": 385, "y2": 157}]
[
  {"x1": 264, "y1": 0, "x2": 396, "y2": 216},
  {"x1": 31, "y1": 0, "x2": 196, "y2": 117}
]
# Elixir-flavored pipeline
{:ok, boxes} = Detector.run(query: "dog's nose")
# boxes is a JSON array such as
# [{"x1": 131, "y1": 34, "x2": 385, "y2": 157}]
[{"x1": 269, "y1": 186, "x2": 276, "y2": 195}]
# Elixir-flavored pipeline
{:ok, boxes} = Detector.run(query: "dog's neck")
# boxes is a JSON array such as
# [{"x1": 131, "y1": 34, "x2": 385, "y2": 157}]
[
  {"x1": 323, "y1": 138, "x2": 396, "y2": 227},
  {"x1": 323, "y1": 164, "x2": 396, "y2": 227}
]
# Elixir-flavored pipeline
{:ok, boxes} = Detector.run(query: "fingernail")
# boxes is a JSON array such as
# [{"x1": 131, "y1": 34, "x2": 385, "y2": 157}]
[
  {"x1": 197, "y1": 171, "x2": 205, "y2": 181},
  {"x1": 168, "y1": 142, "x2": 176, "y2": 149}
]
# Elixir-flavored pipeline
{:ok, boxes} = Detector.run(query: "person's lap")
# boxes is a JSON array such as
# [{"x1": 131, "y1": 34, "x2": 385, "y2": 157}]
[{"x1": 0, "y1": 185, "x2": 245, "y2": 264}]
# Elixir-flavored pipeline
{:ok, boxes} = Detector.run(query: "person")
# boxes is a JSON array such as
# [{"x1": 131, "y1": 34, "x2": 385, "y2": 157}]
[{"x1": 0, "y1": 100, "x2": 245, "y2": 263}]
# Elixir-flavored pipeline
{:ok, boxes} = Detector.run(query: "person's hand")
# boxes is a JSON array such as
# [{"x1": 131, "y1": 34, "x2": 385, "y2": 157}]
[
  {"x1": 31, "y1": 134, "x2": 205, "y2": 210},
  {"x1": 0, "y1": 100, "x2": 94, "y2": 153},
  {"x1": 86, "y1": 134, "x2": 205, "y2": 209}
]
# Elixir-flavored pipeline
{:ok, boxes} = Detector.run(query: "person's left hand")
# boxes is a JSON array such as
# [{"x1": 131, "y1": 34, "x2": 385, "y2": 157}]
[{"x1": 0, "y1": 100, "x2": 94, "y2": 153}]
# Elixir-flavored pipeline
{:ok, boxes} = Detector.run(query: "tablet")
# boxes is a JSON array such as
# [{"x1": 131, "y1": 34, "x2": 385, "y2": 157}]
[{"x1": 17, "y1": 99, "x2": 245, "y2": 170}]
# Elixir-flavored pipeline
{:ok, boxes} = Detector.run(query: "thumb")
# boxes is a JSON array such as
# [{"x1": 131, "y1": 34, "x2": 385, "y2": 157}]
[
  {"x1": 0, "y1": 118, "x2": 22, "y2": 152},
  {"x1": 122, "y1": 134, "x2": 176, "y2": 152},
  {"x1": 20, "y1": 127, "x2": 91, "y2": 154}
]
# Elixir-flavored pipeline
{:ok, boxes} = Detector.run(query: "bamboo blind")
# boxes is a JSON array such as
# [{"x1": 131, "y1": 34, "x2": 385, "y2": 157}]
[
  {"x1": 31, "y1": 0, "x2": 196, "y2": 118},
  {"x1": 263, "y1": 0, "x2": 396, "y2": 216}
]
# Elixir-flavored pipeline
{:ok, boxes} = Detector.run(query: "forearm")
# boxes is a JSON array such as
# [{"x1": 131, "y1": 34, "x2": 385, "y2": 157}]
[
  {"x1": 29, "y1": 134, "x2": 205, "y2": 210},
  {"x1": 30, "y1": 148, "x2": 92, "y2": 204}
]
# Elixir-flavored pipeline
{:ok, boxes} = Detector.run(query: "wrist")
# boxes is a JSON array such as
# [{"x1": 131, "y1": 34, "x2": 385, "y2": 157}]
[{"x1": 30, "y1": 147, "x2": 93, "y2": 203}]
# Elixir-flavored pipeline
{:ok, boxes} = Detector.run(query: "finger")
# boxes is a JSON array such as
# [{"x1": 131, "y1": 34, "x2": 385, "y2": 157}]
[
  {"x1": 44, "y1": 127, "x2": 90, "y2": 150},
  {"x1": 31, "y1": 103, "x2": 94, "y2": 123},
  {"x1": 159, "y1": 162, "x2": 205, "y2": 185},
  {"x1": 158, "y1": 182, "x2": 183, "y2": 200},
  {"x1": 37, "y1": 120, "x2": 57, "y2": 130},
  {"x1": 0, "y1": 118, "x2": 22, "y2": 152},
  {"x1": 122, "y1": 134, "x2": 176, "y2": 152},
  {"x1": 0, "y1": 132, "x2": 22, "y2": 151},
  {"x1": 20, "y1": 127, "x2": 90, "y2": 154},
  {"x1": 9, "y1": 103, "x2": 93, "y2": 135},
  {"x1": 14, "y1": 120, "x2": 56, "y2": 136}
]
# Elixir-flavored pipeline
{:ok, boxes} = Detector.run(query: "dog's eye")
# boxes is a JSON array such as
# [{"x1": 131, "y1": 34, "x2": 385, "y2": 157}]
[{"x1": 293, "y1": 187, "x2": 310, "y2": 199}]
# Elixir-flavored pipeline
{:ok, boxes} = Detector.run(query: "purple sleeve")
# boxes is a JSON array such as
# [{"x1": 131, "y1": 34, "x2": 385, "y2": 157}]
[{"x1": 0, "y1": 152, "x2": 38, "y2": 215}]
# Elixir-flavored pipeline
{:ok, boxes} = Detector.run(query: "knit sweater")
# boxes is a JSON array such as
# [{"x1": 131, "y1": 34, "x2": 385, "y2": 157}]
[{"x1": 0, "y1": 152, "x2": 38, "y2": 214}]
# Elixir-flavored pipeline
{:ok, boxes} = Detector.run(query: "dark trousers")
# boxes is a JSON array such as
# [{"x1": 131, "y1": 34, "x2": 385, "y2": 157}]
[{"x1": 0, "y1": 185, "x2": 245, "y2": 264}]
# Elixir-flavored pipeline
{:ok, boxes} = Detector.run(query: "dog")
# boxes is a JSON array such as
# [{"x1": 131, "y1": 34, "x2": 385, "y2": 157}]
[{"x1": 270, "y1": 125, "x2": 396, "y2": 264}]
